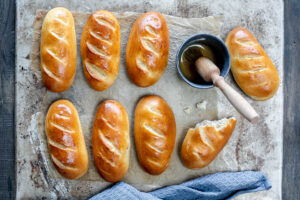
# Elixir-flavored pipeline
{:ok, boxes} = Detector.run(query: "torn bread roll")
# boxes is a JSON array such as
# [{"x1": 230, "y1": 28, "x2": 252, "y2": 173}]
[
  {"x1": 40, "y1": 7, "x2": 76, "y2": 92},
  {"x1": 81, "y1": 10, "x2": 120, "y2": 91},
  {"x1": 45, "y1": 100, "x2": 89, "y2": 179},
  {"x1": 134, "y1": 95, "x2": 176, "y2": 175},
  {"x1": 92, "y1": 100, "x2": 130, "y2": 182},
  {"x1": 226, "y1": 27, "x2": 279, "y2": 100},
  {"x1": 181, "y1": 117, "x2": 237, "y2": 169},
  {"x1": 126, "y1": 11, "x2": 169, "y2": 87}
]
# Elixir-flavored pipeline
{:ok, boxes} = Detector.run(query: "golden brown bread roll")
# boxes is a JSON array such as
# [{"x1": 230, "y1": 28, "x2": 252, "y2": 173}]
[
  {"x1": 181, "y1": 117, "x2": 237, "y2": 169},
  {"x1": 126, "y1": 11, "x2": 169, "y2": 87},
  {"x1": 81, "y1": 10, "x2": 121, "y2": 91},
  {"x1": 92, "y1": 100, "x2": 130, "y2": 182},
  {"x1": 45, "y1": 100, "x2": 89, "y2": 179},
  {"x1": 134, "y1": 95, "x2": 176, "y2": 175},
  {"x1": 225, "y1": 27, "x2": 279, "y2": 100},
  {"x1": 40, "y1": 7, "x2": 76, "y2": 92}
]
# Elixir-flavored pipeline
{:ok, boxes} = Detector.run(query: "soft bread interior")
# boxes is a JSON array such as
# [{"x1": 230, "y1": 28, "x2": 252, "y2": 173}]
[
  {"x1": 192, "y1": 117, "x2": 236, "y2": 131},
  {"x1": 181, "y1": 117, "x2": 237, "y2": 169}
]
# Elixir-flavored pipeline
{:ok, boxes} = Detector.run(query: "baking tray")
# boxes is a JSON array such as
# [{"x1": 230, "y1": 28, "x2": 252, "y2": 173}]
[{"x1": 16, "y1": 0, "x2": 283, "y2": 199}]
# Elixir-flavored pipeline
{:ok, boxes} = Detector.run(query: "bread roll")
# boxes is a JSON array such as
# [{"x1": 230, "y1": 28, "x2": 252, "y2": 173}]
[
  {"x1": 45, "y1": 100, "x2": 89, "y2": 179},
  {"x1": 81, "y1": 10, "x2": 120, "y2": 91},
  {"x1": 92, "y1": 100, "x2": 130, "y2": 182},
  {"x1": 134, "y1": 95, "x2": 176, "y2": 175},
  {"x1": 181, "y1": 117, "x2": 237, "y2": 169},
  {"x1": 225, "y1": 27, "x2": 279, "y2": 100},
  {"x1": 126, "y1": 12, "x2": 169, "y2": 87},
  {"x1": 40, "y1": 7, "x2": 76, "y2": 92}
]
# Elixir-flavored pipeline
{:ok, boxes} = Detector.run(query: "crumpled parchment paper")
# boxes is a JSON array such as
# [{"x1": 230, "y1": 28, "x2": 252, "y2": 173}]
[{"x1": 30, "y1": 10, "x2": 224, "y2": 188}]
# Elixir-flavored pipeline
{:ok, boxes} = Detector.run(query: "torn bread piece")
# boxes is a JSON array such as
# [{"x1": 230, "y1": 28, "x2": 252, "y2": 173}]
[
  {"x1": 181, "y1": 117, "x2": 237, "y2": 169},
  {"x1": 184, "y1": 107, "x2": 191, "y2": 114},
  {"x1": 196, "y1": 100, "x2": 207, "y2": 110}
]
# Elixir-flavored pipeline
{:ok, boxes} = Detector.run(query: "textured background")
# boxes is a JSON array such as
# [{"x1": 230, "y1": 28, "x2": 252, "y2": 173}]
[
  {"x1": 14, "y1": 0, "x2": 285, "y2": 199},
  {"x1": 3, "y1": 0, "x2": 300, "y2": 199},
  {"x1": 0, "y1": 1, "x2": 15, "y2": 199}
]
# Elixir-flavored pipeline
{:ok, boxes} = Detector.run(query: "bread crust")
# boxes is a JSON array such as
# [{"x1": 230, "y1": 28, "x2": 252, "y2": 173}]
[
  {"x1": 126, "y1": 11, "x2": 169, "y2": 87},
  {"x1": 181, "y1": 118, "x2": 237, "y2": 169},
  {"x1": 134, "y1": 95, "x2": 176, "y2": 175},
  {"x1": 40, "y1": 7, "x2": 76, "y2": 92},
  {"x1": 92, "y1": 100, "x2": 130, "y2": 182},
  {"x1": 81, "y1": 10, "x2": 120, "y2": 91},
  {"x1": 225, "y1": 27, "x2": 279, "y2": 100},
  {"x1": 45, "y1": 100, "x2": 89, "y2": 179}
]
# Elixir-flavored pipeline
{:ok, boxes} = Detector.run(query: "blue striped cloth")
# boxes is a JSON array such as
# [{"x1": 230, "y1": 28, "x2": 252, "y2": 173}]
[{"x1": 90, "y1": 171, "x2": 271, "y2": 200}]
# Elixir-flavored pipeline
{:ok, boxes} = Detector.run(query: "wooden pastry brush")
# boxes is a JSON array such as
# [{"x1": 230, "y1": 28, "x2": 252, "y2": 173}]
[{"x1": 195, "y1": 57, "x2": 259, "y2": 123}]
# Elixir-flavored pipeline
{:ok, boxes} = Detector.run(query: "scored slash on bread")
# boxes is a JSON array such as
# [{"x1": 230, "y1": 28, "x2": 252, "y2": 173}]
[
  {"x1": 81, "y1": 10, "x2": 120, "y2": 91},
  {"x1": 126, "y1": 11, "x2": 169, "y2": 87},
  {"x1": 40, "y1": 7, "x2": 77, "y2": 92},
  {"x1": 45, "y1": 100, "x2": 89, "y2": 179},
  {"x1": 134, "y1": 95, "x2": 176, "y2": 175},
  {"x1": 225, "y1": 27, "x2": 279, "y2": 100},
  {"x1": 92, "y1": 100, "x2": 130, "y2": 182},
  {"x1": 181, "y1": 117, "x2": 237, "y2": 169}
]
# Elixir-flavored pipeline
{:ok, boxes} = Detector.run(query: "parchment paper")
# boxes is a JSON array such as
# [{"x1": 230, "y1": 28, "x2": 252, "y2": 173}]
[{"x1": 30, "y1": 10, "x2": 223, "y2": 186}]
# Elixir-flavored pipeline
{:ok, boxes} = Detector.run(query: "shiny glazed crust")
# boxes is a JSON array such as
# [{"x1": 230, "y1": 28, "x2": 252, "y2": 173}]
[
  {"x1": 126, "y1": 11, "x2": 169, "y2": 87},
  {"x1": 134, "y1": 95, "x2": 176, "y2": 175},
  {"x1": 45, "y1": 100, "x2": 89, "y2": 179},
  {"x1": 40, "y1": 7, "x2": 76, "y2": 92},
  {"x1": 225, "y1": 27, "x2": 279, "y2": 100},
  {"x1": 181, "y1": 117, "x2": 237, "y2": 169},
  {"x1": 81, "y1": 10, "x2": 121, "y2": 91},
  {"x1": 92, "y1": 100, "x2": 130, "y2": 182}
]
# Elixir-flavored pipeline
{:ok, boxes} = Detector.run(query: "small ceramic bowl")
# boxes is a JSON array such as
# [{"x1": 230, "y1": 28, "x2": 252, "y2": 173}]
[{"x1": 176, "y1": 34, "x2": 231, "y2": 89}]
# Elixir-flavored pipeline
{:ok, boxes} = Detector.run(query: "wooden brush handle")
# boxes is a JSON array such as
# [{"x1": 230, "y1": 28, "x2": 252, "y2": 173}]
[{"x1": 212, "y1": 73, "x2": 259, "y2": 123}]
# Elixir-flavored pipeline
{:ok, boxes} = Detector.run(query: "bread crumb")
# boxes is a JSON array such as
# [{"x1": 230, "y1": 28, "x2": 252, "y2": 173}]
[
  {"x1": 184, "y1": 107, "x2": 191, "y2": 114},
  {"x1": 196, "y1": 101, "x2": 207, "y2": 110}
]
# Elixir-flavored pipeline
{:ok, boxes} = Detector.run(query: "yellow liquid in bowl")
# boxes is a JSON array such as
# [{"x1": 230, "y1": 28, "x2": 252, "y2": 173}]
[{"x1": 179, "y1": 43, "x2": 217, "y2": 84}]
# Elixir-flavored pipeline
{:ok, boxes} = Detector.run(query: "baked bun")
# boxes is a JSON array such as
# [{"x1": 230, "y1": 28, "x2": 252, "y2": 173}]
[
  {"x1": 134, "y1": 95, "x2": 176, "y2": 175},
  {"x1": 126, "y1": 11, "x2": 169, "y2": 87},
  {"x1": 225, "y1": 27, "x2": 279, "y2": 100},
  {"x1": 81, "y1": 10, "x2": 120, "y2": 91},
  {"x1": 40, "y1": 7, "x2": 76, "y2": 92},
  {"x1": 45, "y1": 100, "x2": 89, "y2": 179},
  {"x1": 92, "y1": 100, "x2": 130, "y2": 182},
  {"x1": 181, "y1": 117, "x2": 237, "y2": 169}
]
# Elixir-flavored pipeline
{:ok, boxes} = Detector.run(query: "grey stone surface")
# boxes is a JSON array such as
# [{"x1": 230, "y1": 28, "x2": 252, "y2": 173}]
[{"x1": 16, "y1": 0, "x2": 283, "y2": 199}]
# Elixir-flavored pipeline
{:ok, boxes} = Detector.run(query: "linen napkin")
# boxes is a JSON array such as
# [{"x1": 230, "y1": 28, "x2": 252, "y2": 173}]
[{"x1": 90, "y1": 171, "x2": 271, "y2": 200}]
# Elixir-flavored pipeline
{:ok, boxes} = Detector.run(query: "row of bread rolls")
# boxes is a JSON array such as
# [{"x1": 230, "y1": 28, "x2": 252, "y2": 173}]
[
  {"x1": 41, "y1": 8, "x2": 169, "y2": 93},
  {"x1": 41, "y1": 8, "x2": 279, "y2": 101},
  {"x1": 45, "y1": 96, "x2": 237, "y2": 181}
]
